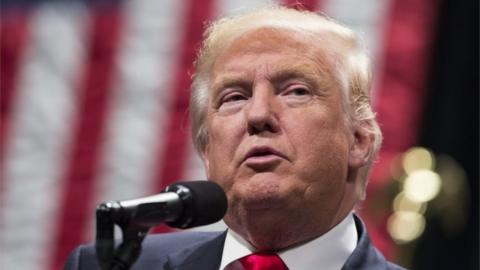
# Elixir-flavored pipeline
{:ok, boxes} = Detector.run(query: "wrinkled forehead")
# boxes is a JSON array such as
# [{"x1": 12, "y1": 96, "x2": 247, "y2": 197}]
[
  {"x1": 225, "y1": 28, "x2": 310, "y2": 52},
  {"x1": 208, "y1": 27, "x2": 340, "y2": 90},
  {"x1": 213, "y1": 27, "x2": 340, "y2": 64}
]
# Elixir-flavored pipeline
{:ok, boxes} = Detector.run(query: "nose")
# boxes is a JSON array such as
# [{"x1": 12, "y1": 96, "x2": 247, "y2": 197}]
[{"x1": 245, "y1": 84, "x2": 280, "y2": 135}]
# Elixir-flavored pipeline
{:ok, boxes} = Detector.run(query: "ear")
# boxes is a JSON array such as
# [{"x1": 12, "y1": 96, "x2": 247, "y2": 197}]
[{"x1": 348, "y1": 127, "x2": 374, "y2": 169}]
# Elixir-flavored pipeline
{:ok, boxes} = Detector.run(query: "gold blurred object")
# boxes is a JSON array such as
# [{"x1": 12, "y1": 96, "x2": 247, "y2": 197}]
[
  {"x1": 393, "y1": 192, "x2": 427, "y2": 214},
  {"x1": 387, "y1": 211, "x2": 426, "y2": 243},
  {"x1": 403, "y1": 169, "x2": 442, "y2": 203},
  {"x1": 402, "y1": 147, "x2": 435, "y2": 174},
  {"x1": 386, "y1": 147, "x2": 468, "y2": 244},
  {"x1": 378, "y1": 146, "x2": 470, "y2": 269}
]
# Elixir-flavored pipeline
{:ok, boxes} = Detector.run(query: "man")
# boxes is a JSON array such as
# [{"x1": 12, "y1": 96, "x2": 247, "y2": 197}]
[{"x1": 65, "y1": 6, "x2": 404, "y2": 270}]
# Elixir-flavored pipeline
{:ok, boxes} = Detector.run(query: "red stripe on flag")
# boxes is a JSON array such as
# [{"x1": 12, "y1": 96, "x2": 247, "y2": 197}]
[
  {"x1": 151, "y1": 0, "x2": 216, "y2": 233},
  {"x1": 50, "y1": 6, "x2": 124, "y2": 270},
  {"x1": 282, "y1": 0, "x2": 323, "y2": 11},
  {"x1": 0, "y1": 10, "x2": 31, "y2": 198},
  {"x1": 365, "y1": 0, "x2": 440, "y2": 259},
  {"x1": 372, "y1": 0, "x2": 439, "y2": 185}
]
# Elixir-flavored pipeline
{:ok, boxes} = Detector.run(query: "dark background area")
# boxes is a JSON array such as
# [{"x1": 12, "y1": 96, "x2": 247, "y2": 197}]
[{"x1": 415, "y1": 0, "x2": 478, "y2": 269}]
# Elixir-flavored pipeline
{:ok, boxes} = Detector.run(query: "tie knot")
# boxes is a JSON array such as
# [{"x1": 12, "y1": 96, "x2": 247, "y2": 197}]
[{"x1": 239, "y1": 253, "x2": 288, "y2": 270}]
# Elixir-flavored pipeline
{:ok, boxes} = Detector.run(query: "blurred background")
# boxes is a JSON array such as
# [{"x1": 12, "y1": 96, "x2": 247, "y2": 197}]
[{"x1": 1, "y1": 0, "x2": 477, "y2": 269}]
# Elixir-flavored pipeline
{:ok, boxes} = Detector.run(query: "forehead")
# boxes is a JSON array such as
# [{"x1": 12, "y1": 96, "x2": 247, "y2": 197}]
[
  {"x1": 225, "y1": 28, "x2": 310, "y2": 51},
  {"x1": 210, "y1": 28, "x2": 336, "y2": 89},
  {"x1": 214, "y1": 28, "x2": 324, "y2": 64}
]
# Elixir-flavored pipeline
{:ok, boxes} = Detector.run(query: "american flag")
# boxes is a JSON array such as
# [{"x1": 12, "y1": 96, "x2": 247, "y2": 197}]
[{"x1": 0, "y1": 0, "x2": 439, "y2": 269}]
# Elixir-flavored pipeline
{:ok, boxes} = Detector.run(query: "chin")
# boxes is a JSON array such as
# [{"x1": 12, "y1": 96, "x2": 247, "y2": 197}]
[
  {"x1": 234, "y1": 174, "x2": 291, "y2": 209},
  {"x1": 239, "y1": 188, "x2": 289, "y2": 212},
  {"x1": 242, "y1": 194, "x2": 286, "y2": 211}
]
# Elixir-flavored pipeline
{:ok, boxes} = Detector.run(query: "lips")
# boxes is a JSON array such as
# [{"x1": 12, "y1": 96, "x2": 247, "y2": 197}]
[{"x1": 243, "y1": 146, "x2": 286, "y2": 164}]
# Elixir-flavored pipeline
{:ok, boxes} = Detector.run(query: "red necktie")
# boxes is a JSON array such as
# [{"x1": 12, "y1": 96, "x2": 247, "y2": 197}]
[{"x1": 239, "y1": 253, "x2": 288, "y2": 270}]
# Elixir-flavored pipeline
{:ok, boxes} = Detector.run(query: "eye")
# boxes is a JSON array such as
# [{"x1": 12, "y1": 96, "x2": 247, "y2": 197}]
[
  {"x1": 288, "y1": 87, "x2": 310, "y2": 96},
  {"x1": 283, "y1": 85, "x2": 311, "y2": 96},
  {"x1": 222, "y1": 92, "x2": 247, "y2": 103},
  {"x1": 217, "y1": 90, "x2": 249, "y2": 112},
  {"x1": 281, "y1": 84, "x2": 313, "y2": 105}
]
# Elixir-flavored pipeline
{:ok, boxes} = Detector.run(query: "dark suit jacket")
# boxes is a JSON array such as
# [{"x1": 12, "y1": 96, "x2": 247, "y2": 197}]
[{"x1": 64, "y1": 215, "x2": 405, "y2": 270}]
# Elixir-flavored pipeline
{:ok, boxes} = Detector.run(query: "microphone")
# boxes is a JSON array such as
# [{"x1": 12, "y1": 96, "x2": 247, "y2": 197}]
[
  {"x1": 98, "y1": 181, "x2": 227, "y2": 229},
  {"x1": 95, "y1": 181, "x2": 227, "y2": 269}
]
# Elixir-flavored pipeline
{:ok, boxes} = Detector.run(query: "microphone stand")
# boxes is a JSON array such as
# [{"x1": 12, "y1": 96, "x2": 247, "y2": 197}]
[
  {"x1": 96, "y1": 203, "x2": 149, "y2": 270},
  {"x1": 93, "y1": 181, "x2": 227, "y2": 269}
]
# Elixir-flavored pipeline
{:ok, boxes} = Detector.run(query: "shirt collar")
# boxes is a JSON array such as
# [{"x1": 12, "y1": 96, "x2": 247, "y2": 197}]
[
  {"x1": 220, "y1": 213, "x2": 358, "y2": 270},
  {"x1": 220, "y1": 227, "x2": 255, "y2": 269}
]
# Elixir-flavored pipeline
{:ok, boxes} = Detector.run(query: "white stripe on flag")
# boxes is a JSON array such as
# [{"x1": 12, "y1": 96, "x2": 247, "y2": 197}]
[
  {"x1": 216, "y1": 0, "x2": 281, "y2": 18},
  {"x1": 322, "y1": 0, "x2": 392, "y2": 100},
  {"x1": 85, "y1": 0, "x2": 187, "y2": 240},
  {"x1": 0, "y1": 3, "x2": 89, "y2": 270}
]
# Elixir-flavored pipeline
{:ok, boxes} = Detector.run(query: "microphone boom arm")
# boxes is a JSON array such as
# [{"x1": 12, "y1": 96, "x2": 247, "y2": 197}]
[
  {"x1": 94, "y1": 181, "x2": 227, "y2": 270},
  {"x1": 96, "y1": 202, "x2": 150, "y2": 270}
]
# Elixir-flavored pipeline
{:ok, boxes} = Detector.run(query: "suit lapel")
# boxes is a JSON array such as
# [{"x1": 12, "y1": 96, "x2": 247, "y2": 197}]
[
  {"x1": 166, "y1": 231, "x2": 227, "y2": 270},
  {"x1": 342, "y1": 215, "x2": 390, "y2": 270}
]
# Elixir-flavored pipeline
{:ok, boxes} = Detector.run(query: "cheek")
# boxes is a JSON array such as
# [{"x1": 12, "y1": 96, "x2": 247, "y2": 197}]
[
  {"x1": 209, "y1": 113, "x2": 245, "y2": 144},
  {"x1": 300, "y1": 138, "x2": 348, "y2": 175},
  {"x1": 204, "y1": 116, "x2": 244, "y2": 184},
  {"x1": 287, "y1": 113, "x2": 350, "y2": 183}
]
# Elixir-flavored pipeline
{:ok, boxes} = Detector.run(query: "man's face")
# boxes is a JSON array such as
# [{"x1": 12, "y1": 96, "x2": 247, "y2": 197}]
[{"x1": 202, "y1": 29, "x2": 363, "y2": 246}]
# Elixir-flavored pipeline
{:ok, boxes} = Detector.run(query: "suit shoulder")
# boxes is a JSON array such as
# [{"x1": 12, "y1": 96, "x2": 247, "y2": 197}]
[
  {"x1": 63, "y1": 231, "x2": 225, "y2": 270},
  {"x1": 344, "y1": 215, "x2": 408, "y2": 270},
  {"x1": 386, "y1": 261, "x2": 407, "y2": 270},
  {"x1": 141, "y1": 231, "x2": 225, "y2": 254},
  {"x1": 64, "y1": 242, "x2": 99, "y2": 270}
]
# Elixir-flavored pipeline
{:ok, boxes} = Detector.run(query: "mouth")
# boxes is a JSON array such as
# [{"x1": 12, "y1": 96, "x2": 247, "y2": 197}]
[{"x1": 243, "y1": 146, "x2": 286, "y2": 167}]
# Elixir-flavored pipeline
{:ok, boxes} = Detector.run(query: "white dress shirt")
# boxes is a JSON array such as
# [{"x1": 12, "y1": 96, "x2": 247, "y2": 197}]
[{"x1": 220, "y1": 213, "x2": 358, "y2": 270}]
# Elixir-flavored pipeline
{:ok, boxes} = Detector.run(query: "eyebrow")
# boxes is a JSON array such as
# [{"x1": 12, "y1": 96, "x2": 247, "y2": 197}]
[
  {"x1": 269, "y1": 61, "x2": 335, "y2": 94},
  {"x1": 210, "y1": 74, "x2": 252, "y2": 98},
  {"x1": 269, "y1": 69, "x2": 320, "y2": 90},
  {"x1": 210, "y1": 62, "x2": 331, "y2": 97}
]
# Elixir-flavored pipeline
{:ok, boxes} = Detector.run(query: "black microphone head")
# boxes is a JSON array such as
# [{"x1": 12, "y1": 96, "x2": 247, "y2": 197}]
[{"x1": 164, "y1": 181, "x2": 227, "y2": 229}]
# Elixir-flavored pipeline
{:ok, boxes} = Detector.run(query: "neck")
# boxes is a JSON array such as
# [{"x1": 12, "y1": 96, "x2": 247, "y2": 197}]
[{"x1": 225, "y1": 205, "x2": 353, "y2": 251}]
